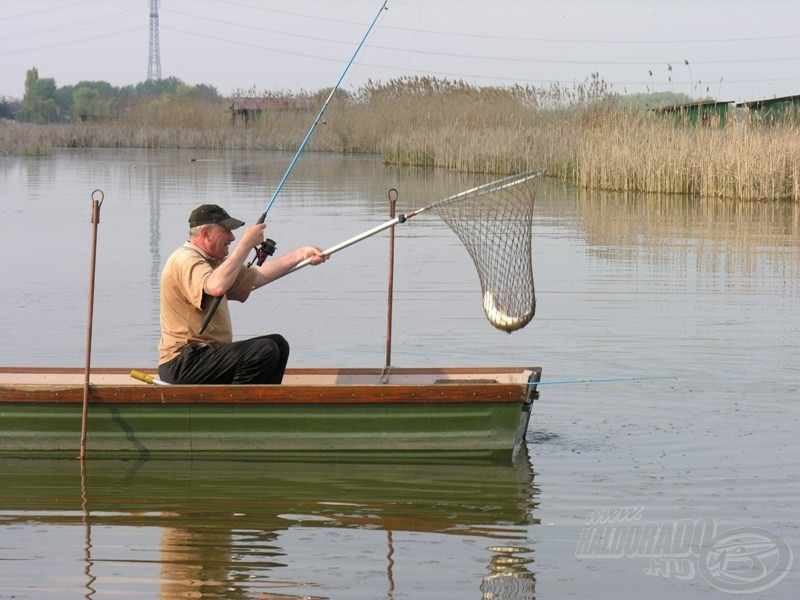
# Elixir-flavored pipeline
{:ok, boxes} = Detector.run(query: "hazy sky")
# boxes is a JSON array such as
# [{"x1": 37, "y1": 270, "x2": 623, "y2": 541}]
[{"x1": 2, "y1": 0, "x2": 799, "y2": 103}]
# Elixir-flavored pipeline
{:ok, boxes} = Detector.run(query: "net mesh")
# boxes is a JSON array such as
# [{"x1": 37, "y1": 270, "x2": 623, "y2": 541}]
[{"x1": 432, "y1": 169, "x2": 544, "y2": 333}]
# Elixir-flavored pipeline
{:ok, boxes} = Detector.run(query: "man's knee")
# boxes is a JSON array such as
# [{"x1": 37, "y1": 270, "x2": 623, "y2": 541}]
[
  {"x1": 255, "y1": 334, "x2": 288, "y2": 359},
  {"x1": 272, "y1": 334, "x2": 289, "y2": 357}
]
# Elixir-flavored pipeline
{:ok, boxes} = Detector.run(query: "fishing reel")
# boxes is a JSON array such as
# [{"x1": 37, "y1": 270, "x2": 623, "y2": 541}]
[{"x1": 254, "y1": 238, "x2": 277, "y2": 266}]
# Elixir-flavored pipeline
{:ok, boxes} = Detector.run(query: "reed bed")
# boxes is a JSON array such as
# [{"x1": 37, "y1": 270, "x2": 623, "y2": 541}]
[
  {"x1": 576, "y1": 112, "x2": 800, "y2": 201},
  {"x1": 3, "y1": 77, "x2": 799, "y2": 201}
]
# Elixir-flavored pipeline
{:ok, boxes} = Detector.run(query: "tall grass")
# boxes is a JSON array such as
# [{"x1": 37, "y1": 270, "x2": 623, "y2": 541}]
[
  {"x1": 3, "y1": 76, "x2": 799, "y2": 201},
  {"x1": 575, "y1": 109, "x2": 800, "y2": 201}
]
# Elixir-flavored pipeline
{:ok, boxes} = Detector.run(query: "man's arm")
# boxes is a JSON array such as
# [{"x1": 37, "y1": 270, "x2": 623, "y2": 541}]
[
  {"x1": 252, "y1": 246, "x2": 327, "y2": 288},
  {"x1": 204, "y1": 224, "x2": 266, "y2": 296}
]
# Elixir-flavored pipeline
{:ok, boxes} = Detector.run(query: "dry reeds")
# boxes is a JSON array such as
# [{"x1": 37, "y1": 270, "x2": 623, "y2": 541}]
[
  {"x1": 3, "y1": 76, "x2": 799, "y2": 201},
  {"x1": 575, "y1": 111, "x2": 800, "y2": 201}
]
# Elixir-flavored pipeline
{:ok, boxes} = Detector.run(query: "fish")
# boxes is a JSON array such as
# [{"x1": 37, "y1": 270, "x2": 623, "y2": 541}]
[{"x1": 482, "y1": 291, "x2": 534, "y2": 333}]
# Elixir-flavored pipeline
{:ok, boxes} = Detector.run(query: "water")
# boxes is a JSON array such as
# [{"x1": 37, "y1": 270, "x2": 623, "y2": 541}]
[{"x1": 1, "y1": 149, "x2": 799, "y2": 598}]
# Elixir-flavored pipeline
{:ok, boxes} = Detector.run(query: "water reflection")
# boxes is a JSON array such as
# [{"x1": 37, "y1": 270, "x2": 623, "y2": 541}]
[
  {"x1": 572, "y1": 187, "x2": 800, "y2": 286},
  {"x1": 147, "y1": 163, "x2": 162, "y2": 330},
  {"x1": 1, "y1": 452, "x2": 538, "y2": 599}
]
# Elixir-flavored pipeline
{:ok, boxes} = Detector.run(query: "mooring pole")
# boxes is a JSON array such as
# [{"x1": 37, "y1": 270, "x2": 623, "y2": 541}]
[
  {"x1": 80, "y1": 190, "x2": 104, "y2": 460},
  {"x1": 383, "y1": 189, "x2": 398, "y2": 380}
]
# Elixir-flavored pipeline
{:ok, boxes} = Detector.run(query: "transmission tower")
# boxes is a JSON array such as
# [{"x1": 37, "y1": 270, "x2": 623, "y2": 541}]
[{"x1": 147, "y1": 0, "x2": 162, "y2": 80}]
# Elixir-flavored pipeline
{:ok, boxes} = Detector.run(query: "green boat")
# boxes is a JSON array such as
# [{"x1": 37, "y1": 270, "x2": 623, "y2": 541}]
[{"x1": 0, "y1": 366, "x2": 540, "y2": 460}]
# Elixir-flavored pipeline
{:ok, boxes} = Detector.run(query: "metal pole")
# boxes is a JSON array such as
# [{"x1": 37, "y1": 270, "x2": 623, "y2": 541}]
[
  {"x1": 80, "y1": 190, "x2": 104, "y2": 460},
  {"x1": 385, "y1": 189, "x2": 398, "y2": 372}
]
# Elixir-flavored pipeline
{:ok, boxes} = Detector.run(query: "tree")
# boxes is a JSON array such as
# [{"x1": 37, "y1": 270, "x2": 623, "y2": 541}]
[
  {"x1": 71, "y1": 81, "x2": 119, "y2": 120},
  {"x1": 0, "y1": 96, "x2": 21, "y2": 120},
  {"x1": 14, "y1": 68, "x2": 223, "y2": 122},
  {"x1": 18, "y1": 67, "x2": 61, "y2": 123},
  {"x1": 134, "y1": 76, "x2": 184, "y2": 97}
]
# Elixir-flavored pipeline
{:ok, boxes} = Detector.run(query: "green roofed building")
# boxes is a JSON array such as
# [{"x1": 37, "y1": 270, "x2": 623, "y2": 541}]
[
  {"x1": 651, "y1": 100, "x2": 732, "y2": 127},
  {"x1": 736, "y1": 94, "x2": 800, "y2": 124}
]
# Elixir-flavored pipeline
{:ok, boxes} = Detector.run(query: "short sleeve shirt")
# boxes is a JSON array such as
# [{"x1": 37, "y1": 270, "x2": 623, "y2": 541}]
[{"x1": 158, "y1": 242, "x2": 257, "y2": 365}]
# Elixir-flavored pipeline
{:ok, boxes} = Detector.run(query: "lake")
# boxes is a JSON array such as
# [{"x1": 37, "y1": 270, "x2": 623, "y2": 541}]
[{"x1": 1, "y1": 148, "x2": 798, "y2": 598}]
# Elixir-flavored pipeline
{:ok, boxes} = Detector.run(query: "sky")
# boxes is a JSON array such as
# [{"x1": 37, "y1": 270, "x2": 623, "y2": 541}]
[{"x1": 2, "y1": 0, "x2": 800, "y2": 103}]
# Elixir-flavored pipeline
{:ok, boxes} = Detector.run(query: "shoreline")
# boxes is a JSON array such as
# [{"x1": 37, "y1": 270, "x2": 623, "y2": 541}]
[{"x1": 2, "y1": 83, "x2": 798, "y2": 202}]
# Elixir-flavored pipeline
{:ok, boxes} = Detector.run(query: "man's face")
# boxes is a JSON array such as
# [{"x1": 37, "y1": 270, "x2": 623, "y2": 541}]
[{"x1": 203, "y1": 224, "x2": 235, "y2": 261}]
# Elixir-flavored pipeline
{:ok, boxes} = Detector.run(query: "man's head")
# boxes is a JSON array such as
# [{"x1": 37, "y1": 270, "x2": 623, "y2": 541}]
[{"x1": 188, "y1": 205, "x2": 245, "y2": 261}]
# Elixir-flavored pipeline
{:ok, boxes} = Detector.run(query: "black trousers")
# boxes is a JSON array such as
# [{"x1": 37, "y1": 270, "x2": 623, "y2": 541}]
[{"x1": 158, "y1": 334, "x2": 290, "y2": 385}]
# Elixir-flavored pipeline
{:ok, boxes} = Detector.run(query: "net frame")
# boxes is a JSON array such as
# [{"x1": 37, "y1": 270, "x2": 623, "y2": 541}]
[
  {"x1": 429, "y1": 169, "x2": 543, "y2": 332},
  {"x1": 286, "y1": 168, "x2": 545, "y2": 332}
]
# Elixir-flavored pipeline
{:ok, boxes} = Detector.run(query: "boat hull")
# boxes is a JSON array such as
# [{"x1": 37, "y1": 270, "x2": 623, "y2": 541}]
[{"x1": 0, "y1": 367, "x2": 540, "y2": 459}]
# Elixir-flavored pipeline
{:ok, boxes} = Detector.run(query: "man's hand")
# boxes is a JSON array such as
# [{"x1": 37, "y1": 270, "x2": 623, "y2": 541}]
[
  {"x1": 239, "y1": 223, "x2": 266, "y2": 250},
  {"x1": 303, "y1": 246, "x2": 328, "y2": 266}
]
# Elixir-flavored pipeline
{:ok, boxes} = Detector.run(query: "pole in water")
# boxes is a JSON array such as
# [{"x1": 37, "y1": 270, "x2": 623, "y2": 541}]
[
  {"x1": 384, "y1": 189, "x2": 398, "y2": 378},
  {"x1": 80, "y1": 189, "x2": 104, "y2": 460}
]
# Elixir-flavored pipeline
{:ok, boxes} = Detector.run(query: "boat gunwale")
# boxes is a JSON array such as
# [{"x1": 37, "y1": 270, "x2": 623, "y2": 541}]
[{"x1": 0, "y1": 366, "x2": 541, "y2": 406}]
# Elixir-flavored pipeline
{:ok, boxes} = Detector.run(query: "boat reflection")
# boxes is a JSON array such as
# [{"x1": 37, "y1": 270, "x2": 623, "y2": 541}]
[{"x1": 1, "y1": 450, "x2": 539, "y2": 599}]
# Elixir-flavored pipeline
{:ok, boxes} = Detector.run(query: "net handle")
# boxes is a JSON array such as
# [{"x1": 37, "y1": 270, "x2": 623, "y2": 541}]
[
  {"x1": 283, "y1": 168, "x2": 546, "y2": 276},
  {"x1": 410, "y1": 168, "x2": 546, "y2": 217}
]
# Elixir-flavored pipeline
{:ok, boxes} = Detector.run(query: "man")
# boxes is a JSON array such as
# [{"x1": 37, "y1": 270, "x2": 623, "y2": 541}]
[{"x1": 158, "y1": 204, "x2": 327, "y2": 384}]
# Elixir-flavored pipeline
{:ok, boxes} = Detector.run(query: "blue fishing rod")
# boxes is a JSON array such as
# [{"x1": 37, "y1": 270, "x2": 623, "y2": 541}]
[{"x1": 199, "y1": 0, "x2": 389, "y2": 334}]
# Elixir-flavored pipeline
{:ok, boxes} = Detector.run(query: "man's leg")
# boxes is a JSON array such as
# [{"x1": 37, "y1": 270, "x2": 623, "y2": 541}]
[
  {"x1": 159, "y1": 344, "x2": 227, "y2": 384},
  {"x1": 158, "y1": 335, "x2": 290, "y2": 384},
  {"x1": 228, "y1": 334, "x2": 290, "y2": 384}
]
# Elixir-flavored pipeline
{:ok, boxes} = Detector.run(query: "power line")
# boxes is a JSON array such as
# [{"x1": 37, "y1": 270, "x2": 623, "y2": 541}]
[
  {"x1": 0, "y1": 26, "x2": 143, "y2": 60},
  {"x1": 1, "y1": 8, "x2": 142, "y2": 41},
  {"x1": 161, "y1": 24, "x2": 800, "y2": 83},
  {"x1": 208, "y1": 0, "x2": 800, "y2": 46},
  {"x1": 1, "y1": 0, "x2": 101, "y2": 21}
]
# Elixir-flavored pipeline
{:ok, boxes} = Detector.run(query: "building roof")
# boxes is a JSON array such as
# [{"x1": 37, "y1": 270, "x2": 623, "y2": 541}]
[
  {"x1": 650, "y1": 100, "x2": 732, "y2": 113},
  {"x1": 736, "y1": 94, "x2": 800, "y2": 109}
]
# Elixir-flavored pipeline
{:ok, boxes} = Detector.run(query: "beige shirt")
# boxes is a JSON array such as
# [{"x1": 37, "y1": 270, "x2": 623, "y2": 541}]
[{"x1": 158, "y1": 242, "x2": 257, "y2": 365}]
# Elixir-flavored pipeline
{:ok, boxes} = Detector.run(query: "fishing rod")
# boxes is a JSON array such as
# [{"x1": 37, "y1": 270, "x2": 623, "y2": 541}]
[{"x1": 199, "y1": 0, "x2": 389, "y2": 334}]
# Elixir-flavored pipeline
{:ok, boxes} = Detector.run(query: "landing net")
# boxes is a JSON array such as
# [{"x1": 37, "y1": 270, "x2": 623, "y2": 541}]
[{"x1": 431, "y1": 169, "x2": 544, "y2": 333}]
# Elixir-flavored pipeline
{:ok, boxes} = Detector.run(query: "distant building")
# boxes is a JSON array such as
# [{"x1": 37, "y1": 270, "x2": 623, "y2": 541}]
[
  {"x1": 76, "y1": 113, "x2": 117, "y2": 123},
  {"x1": 650, "y1": 100, "x2": 732, "y2": 127},
  {"x1": 230, "y1": 96, "x2": 316, "y2": 126},
  {"x1": 736, "y1": 94, "x2": 800, "y2": 124}
]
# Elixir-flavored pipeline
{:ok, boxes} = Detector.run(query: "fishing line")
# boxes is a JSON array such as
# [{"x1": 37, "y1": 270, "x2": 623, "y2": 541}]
[
  {"x1": 530, "y1": 375, "x2": 677, "y2": 386},
  {"x1": 199, "y1": 0, "x2": 389, "y2": 334},
  {"x1": 259, "y1": 0, "x2": 388, "y2": 221}
]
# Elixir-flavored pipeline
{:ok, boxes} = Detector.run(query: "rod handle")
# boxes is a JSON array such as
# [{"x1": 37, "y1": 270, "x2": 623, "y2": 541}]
[
  {"x1": 198, "y1": 295, "x2": 223, "y2": 334},
  {"x1": 130, "y1": 369, "x2": 169, "y2": 385},
  {"x1": 130, "y1": 369, "x2": 154, "y2": 384}
]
